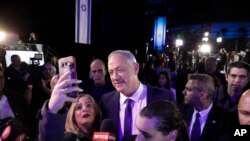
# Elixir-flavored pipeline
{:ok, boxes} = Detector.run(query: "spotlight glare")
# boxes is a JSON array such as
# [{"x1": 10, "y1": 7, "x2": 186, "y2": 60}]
[
  {"x1": 0, "y1": 31, "x2": 6, "y2": 42},
  {"x1": 200, "y1": 43, "x2": 211, "y2": 53},
  {"x1": 175, "y1": 39, "x2": 183, "y2": 46},
  {"x1": 204, "y1": 32, "x2": 209, "y2": 37},
  {"x1": 217, "y1": 37, "x2": 222, "y2": 43},
  {"x1": 202, "y1": 37, "x2": 209, "y2": 42}
]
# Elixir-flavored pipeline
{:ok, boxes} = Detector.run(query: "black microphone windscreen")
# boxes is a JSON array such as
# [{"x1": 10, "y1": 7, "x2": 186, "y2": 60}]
[
  {"x1": 64, "y1": 132, "x2": 91, "y2": 141},
  {"x1": 100, "y1": 119, "x2": 115, "y2": 133}
]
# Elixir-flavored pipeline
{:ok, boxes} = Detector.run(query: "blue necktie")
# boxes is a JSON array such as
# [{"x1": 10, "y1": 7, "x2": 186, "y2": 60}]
[
  {"x1": 124, "y1": 99, "x2": 133, "y2": 137},
  {"x1": 191, "y1": 113, "x2": 201, "y2": 141}
]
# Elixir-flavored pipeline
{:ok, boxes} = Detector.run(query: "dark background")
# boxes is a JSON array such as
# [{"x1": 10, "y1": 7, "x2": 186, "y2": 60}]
[
  {"x1": 1, "y1": 0, "x2": 250, "y2": 79},
  {"x1": 1, "y1": 0, "x2": 250, "y2": 54}
]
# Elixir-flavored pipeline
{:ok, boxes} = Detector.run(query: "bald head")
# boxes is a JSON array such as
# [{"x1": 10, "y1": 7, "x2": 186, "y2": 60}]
[
  {"x1": 238, "y1": 89, "x2": 250, "y2": 125},
  {"x1": 90, "y1": 59, "x2": 106, "y2": 85}
]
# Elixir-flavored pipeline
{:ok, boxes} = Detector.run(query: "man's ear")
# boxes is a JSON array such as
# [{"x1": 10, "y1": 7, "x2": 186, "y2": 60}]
[
  {"x1": 167, "y1": 130, "x2": 178, "y2": 141},
  {"x1": 104, "y1": 68, "x2": 107, "y2": 75},
  {"x1": 200, "y1": 90, "x2": 208, "y2": 100},
  {"x1": 134, "y1": 63, "x2": 140, "y2": 74},
  {"x1": 225, "y1": 73, "x2": 229, "y2": 82}
]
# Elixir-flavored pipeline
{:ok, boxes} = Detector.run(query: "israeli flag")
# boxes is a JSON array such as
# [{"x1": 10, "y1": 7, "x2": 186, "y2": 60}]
[
  {"x1": 153, "y1": 16, "x2": 166, "y2": 52},
  {"x1": 75, "y1": 0, "x2": 92, "y2": 44}
]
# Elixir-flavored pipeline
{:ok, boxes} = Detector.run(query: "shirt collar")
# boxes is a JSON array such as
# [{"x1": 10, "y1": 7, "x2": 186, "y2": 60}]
[
  {"x1": 120, "y1": 82, "x2": 143, "y2": 104},
  {"x1": 194, "y1": 103, "x2": 213, "y2": 118}
]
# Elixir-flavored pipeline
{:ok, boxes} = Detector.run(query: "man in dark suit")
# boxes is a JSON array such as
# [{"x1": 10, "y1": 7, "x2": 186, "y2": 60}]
[
  {"x1": 83, "y1": 59, "x2": 114, "y2": 103},
  {"x1": 0, "y1": 66, "x2": 28, "y2": 127},
  {"x1": 180, "y1": 73, "x2": 232, "y2": 141},
  {"x1": 99, "y1": 50, "x2": 175, "y2": 141}
]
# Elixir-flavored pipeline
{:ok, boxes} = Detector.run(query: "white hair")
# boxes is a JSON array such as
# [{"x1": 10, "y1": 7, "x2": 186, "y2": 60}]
[{"x1": 108, "y1": 50, "x2": 137, "y2": 64}]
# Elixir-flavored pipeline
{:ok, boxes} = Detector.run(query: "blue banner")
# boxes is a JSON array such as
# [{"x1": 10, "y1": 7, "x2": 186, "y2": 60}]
[{"x1": 153, "y1": 17, "x2": 166, "y2": 52}]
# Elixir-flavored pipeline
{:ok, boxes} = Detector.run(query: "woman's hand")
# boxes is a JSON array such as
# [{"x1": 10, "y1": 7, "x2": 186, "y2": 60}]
[{"x1": 48, "y1": 71, "x2": 83, "y2": 113}]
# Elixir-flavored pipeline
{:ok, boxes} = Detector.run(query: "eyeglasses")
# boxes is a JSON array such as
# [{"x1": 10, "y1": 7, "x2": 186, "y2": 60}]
[
  {"x1": 228, "y1": 74, "x2": 248, "y2": 79},
  {"x1": 75, "y1": 103, "x2": 94, "y2": 110}
]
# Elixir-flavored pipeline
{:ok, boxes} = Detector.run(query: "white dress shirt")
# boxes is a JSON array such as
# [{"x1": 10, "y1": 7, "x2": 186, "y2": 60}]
[
  {"x1": 119, "y1": 83, "x2": 147, "y2": 140},
  {"x1": 0, "y1": 95, "x2": 15, "y2": 119},
  {"x1": 189, "y1": 103, "x2": 213, "y2": 138}
]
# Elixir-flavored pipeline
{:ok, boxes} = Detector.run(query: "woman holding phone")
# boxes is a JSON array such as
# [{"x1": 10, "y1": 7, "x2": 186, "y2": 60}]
[{"x1": 38, "y1": 70, "x2": 102, "y2": 141}]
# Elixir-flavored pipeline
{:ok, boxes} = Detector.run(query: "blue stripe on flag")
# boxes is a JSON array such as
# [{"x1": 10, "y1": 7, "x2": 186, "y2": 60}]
[
  {"x1": 77, "y1": 0, "x2": 81, "y2": 43},
  {"x1": 75, "y1": 0, "x2": 91, "y2": 44},
  {"x1": 87, "y1": 0, "x2": 89, "y2": 43}
]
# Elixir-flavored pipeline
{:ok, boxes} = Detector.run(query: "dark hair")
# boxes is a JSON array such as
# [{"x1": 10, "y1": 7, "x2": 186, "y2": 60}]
[
  {"x1": 140, "y1": 100, "x2": 189, "y2": 141},
  {"x1": 10, "y1": 54, "x2": 20, "y2": 61},
  {"x1": 226, "y1": 61, "x2": 250, "y2": 76},
  {"x1": 158, "y1": 71, "x2": 171, "y2": 89},
  {"x1": 188, "y1": 73, "x2": 215, "y2": 99}
]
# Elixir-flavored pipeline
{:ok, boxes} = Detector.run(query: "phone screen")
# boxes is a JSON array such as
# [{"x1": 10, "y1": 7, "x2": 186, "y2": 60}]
[{"x1": 58, "y1": 56, "x2": 78, "y2": 98}]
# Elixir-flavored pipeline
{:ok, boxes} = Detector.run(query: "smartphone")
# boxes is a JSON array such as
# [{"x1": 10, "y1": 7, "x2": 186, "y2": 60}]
[{"x1": 58, "y1": 56, "x2": 78, "y2": 98}]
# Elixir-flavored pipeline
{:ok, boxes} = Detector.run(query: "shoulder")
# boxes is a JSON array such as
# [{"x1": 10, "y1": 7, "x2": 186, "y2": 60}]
[
  {"x1": 178, "y1": 103, "x2": 193, "y2": 114},
  {"x1": 147, "y1": 85, "x2": 170, "y2": 94},
  {"x1": 211, "y1": 104, "x2": 231, "y2": 116},
  {"x1": 146, "y1": 85, "x2": 175, "y2": 102},
  {"x1": 99, "y1": 90, "x2": 119, "y2": 105},
  {"x1": 101, "y1": 90, "x2": 118, "y2": 99},
  {"x1": 4, "y1": 89, "x2": 26, "y2": 103}
]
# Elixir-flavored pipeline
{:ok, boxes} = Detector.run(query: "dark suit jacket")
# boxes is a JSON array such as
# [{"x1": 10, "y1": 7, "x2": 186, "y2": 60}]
[
  {"x1": 99, "y1": 84, "x2": 175, "y2": 140},
  {"x1": 179, "y1": 104, "x2": 231, "y2": 141},
  {"x1": 3, "y1": 89, "x2": 28, "y2": 124}
]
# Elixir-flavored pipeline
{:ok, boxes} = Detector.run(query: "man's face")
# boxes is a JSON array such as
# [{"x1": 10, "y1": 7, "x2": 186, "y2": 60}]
[
  {"x1": 0, "y1": 71, "x2": 4, "y2": 92},
  {"x1": 226, "y1": 68, "x2": 249, "y2": 94},
  {"x1": 90, "y1": 62, "x2": 106, "y2": 85},
  {"x1": 136, "y1": 115, "x2": 173, "y2": 141},
  {"x1": 238, "y1": 94, "x2": 250, "y2": 125},
  {"x1": 42, "y1": 64, "x2": 55, "y2": 80},
  {"x1": 183, "y1": 80, "x2": 202, "y2": 105},
  {"x1": 108, "y1": 54, "x2": 138, "y2": 96},
  {"x1": 205, "y1": 59, "x2": 217, "y2": 74},
  {"x1": 11, "y1": 56, "x2": 21, "y2": 68}
]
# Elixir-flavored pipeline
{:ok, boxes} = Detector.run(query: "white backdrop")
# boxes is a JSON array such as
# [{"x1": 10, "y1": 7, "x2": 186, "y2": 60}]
[{"x1": 5, "y1": 50, "x2": 44, "y2": 67}]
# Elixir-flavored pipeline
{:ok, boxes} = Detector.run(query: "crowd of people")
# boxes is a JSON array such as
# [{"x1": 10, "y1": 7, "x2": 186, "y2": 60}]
[{"x1": 0, "y1": 48, "x2": 250, "y2": 141}]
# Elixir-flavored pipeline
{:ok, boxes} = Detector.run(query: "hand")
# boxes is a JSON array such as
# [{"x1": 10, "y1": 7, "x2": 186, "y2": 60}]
[
  {"x1": 23, "y1": 73, "x2": 30, "y2": 81},
  {"x1": 50, "y1": 75, "x2": 58, "y2": 91},
  {"x1": 48, "y1": 71, "x2": 83, "y2": 113},
  {"x1": 41, "y1": 78, "x2": 52, "y2": 95}
]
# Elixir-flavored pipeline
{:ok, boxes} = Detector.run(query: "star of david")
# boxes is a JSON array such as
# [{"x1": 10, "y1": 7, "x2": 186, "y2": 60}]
[{"x1": 81, "y1": 4, "x2": 87, "y2": 11}]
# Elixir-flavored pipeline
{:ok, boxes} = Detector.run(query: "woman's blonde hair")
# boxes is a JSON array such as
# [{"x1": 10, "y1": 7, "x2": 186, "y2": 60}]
[{"x1": 65, "y1": 93, "x2": 102, "y2": 134}]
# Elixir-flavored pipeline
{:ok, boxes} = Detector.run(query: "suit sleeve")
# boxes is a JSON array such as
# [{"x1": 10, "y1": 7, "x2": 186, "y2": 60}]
[{"x1": 38, "y1": 100, "x2": 67, "y2": 141}]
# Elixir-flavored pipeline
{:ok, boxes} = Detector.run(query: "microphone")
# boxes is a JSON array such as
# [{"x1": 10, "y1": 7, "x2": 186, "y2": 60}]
[
  {"x1": 0, "y1": 117, "x2": 28, "y2": 141},
  {"x1": 93, "y1": 119, "x2": 116, "y2": 141},
  {"x1": 64, "y1": 131, "x2": 91, "y2": 141}
]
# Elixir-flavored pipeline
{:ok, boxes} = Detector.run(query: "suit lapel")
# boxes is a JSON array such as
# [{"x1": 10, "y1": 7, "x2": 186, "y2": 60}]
[
  {"x1": 201, "y1": 105, "x2": 218, "y2": 139},
  {"x1": 147, "y1": 85, "x2": 161, "y2": 104},
  {"x1": 111, "y1": 91, "x2": 120, "y2": 132},
  {"x1": 147, "y1": 86, "x2": 153, "y2": 104},
  {"x1": 186, "y1": 106, "x2": 194, "y2": 127}
]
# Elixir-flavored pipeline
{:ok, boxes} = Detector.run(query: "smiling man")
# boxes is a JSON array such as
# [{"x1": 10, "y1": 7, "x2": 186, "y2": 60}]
[{"x1": 99, "y1": 50, "x2": 175, "y2": 141}]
